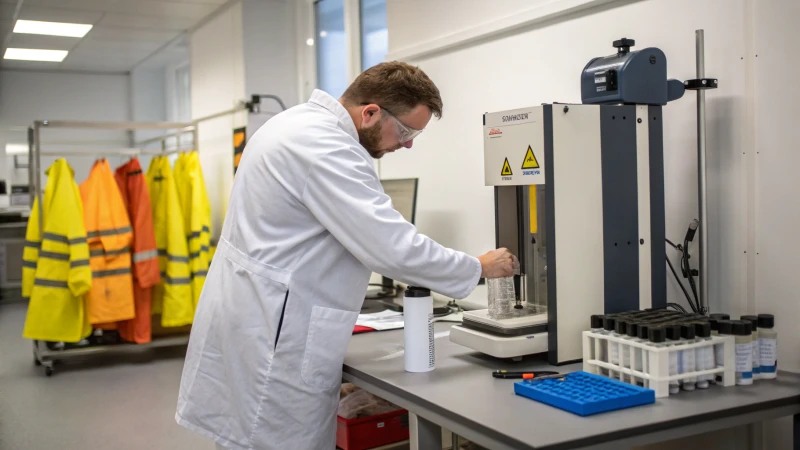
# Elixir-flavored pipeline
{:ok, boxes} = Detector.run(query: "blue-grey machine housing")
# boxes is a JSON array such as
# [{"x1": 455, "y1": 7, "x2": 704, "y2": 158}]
[{"x1": 581, "y1": 38, "x2": 685, "y2": 105}]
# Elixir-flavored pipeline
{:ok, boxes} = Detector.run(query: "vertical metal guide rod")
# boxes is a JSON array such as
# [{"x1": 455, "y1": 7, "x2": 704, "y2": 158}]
[{"x1": 696, "y1": 30, "x2": 709, "y2": 312}]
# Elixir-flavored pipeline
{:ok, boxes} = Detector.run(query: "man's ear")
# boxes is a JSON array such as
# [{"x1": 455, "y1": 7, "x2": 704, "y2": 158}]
[{"x1": 361, "y1": 104, "x2": 381, "y2": 125}]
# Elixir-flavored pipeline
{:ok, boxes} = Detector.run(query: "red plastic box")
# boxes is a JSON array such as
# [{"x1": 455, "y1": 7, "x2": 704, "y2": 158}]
[{"x1": 336, "y1": 409, "x2": 409, "y2": 450}]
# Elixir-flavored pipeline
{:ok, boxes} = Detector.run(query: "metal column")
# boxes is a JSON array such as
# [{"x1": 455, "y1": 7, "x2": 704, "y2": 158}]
[{"x1": 695, "y1": 29, "x2": 709, "y2": 313}]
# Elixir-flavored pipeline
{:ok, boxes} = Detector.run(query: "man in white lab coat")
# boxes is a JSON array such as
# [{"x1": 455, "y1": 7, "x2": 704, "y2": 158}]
[{"x1": 176, "y1": 62, "x2": 515, "y2": 450}]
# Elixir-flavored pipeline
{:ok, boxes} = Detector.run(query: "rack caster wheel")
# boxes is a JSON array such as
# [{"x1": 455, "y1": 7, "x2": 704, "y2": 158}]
[{"x1": 45, "y1": 366, "x2": 53, "y2": 377}]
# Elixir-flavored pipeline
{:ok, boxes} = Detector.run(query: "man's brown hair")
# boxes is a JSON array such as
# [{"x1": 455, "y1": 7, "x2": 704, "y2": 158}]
[{"x1": 341, "y1": 61, "x2": 443, "y2": 119}]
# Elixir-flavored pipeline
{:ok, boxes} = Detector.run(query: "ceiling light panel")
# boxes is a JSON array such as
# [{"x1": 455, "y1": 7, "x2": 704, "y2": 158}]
[
  {"x1": 13, "y1": 20, "x2": 92, "y2": 38},
  {"x1": 4, "y1": 48, "x2": 68, "y2": 62}
]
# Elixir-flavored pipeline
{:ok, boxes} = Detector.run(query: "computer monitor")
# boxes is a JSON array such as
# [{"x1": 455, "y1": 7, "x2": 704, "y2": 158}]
[{"x1": 366, "y1": 178, "x2": 418, "y2": 299}]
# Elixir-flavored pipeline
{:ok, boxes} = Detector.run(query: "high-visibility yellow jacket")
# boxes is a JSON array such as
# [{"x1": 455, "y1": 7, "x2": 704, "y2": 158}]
[
  {"x1": 80, "y1": 159, "x2": 136, "y2": 326},
  {"x1": 147, "y1": 156, "x2": 194, "y2": 327},
  {"x1": 173, "y1": 152, "x2": 212, "y2": 308},
  {"x1": 22, "y1": 159, "x2": 92, "y2": 343}
]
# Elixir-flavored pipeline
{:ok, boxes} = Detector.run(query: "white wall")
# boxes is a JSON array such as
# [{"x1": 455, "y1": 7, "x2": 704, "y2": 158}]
[
  {"x1": 190, "y1": 1, "x2": 247, "y2": 240},
  {"x1": 0, "y1": 70, "x2": 131, "y2": 188},
  {"x1": 384, "y1": 0, "x2": 748, "y2": 318},
  {"x1": 241, "y1": 0, "x2": 300, "y2": 132}
]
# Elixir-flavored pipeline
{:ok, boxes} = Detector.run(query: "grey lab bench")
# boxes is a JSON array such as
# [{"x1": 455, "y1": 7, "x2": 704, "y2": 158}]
[{"x1": 343, "y1": 323, "x2": 800, "y2": 450}]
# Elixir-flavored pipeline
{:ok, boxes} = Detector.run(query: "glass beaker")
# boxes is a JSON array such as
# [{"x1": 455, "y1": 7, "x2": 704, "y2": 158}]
[{"x1": 487, "y1": 277, "x2": 515, "y2": 319}]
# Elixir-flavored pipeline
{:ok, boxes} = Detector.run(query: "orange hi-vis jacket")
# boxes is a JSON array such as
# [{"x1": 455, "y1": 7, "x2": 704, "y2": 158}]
[
  {"x1": 80, "y1": 159, "x2": 135, "y2": 325},
  {"x1": 115, "y1": 158, "x2": 160, "y2": 344}
]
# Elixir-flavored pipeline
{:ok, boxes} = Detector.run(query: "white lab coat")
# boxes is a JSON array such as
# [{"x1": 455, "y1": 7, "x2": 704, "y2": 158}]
[{"x1": 176, "y1": 90, "x2": 482, "y2": 450}]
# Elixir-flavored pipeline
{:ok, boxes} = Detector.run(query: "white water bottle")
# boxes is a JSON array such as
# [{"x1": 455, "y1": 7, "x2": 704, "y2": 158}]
[{"x1": 404, "y1": 286, "x2": 435, "y2": 373}]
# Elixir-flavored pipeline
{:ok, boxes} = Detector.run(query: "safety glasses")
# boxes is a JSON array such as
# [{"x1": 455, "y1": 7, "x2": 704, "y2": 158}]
[{"x1": 380, "y1": 107, "x2": 424, "y2": 144}]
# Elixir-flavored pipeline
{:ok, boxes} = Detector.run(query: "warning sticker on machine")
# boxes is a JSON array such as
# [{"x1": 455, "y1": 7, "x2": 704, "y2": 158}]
[
  {"x1": 501, "y1": 158, "x2": 513, "y2": 177},
  {"x1": 521, "y1": 145, "x2": 540, "y2": 170}
]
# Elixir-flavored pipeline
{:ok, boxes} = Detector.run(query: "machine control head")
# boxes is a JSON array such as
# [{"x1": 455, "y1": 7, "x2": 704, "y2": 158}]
[{"x1": 613, "y1": 38, "x2": 636, "y2": 55}]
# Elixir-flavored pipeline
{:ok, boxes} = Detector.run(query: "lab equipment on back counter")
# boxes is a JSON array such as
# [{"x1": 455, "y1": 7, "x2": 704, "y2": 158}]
[{"x1": 451, "y1": 37, "x2": 691, "y2": 365}]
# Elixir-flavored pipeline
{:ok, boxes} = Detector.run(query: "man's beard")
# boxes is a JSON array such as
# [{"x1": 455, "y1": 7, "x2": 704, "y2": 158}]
[{"x1": 358, "y1": 122, "x2": 398, "y2": 159}]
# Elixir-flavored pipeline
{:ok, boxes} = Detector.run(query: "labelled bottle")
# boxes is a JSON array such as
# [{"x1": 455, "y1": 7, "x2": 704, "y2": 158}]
[
  {"x1": 666, "y1": 324, "x2": 681, "y2": 394},
  {"x1": 741, "y1": 316, "x2": 761, "y2": 380},
  {"x1": 716, "y1": 320, "x2": 734, "y2": 383},
  {"x1": 603, "y1": 316, "x2": 618, "y2": 378},
  {"x1": 758, "y1": 314, "x2": 777, "y2": 379},
  {"x1": 733, "y1": 320, "x2": 753, "y2": 386},
  {"x1": 694, "y1": 322, "x2": 713, "y2": 389},
  {"x1": 680, "y1": 324, "x2": 697, "y2": 391}
]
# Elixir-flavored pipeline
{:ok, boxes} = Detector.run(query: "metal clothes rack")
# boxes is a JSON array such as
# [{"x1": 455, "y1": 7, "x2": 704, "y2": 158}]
[
  {"x1": 26, "y1": 94, "x2": 287, "y2": 376},
  {"x1": 28, "y1": 119, "x2": 195, "y2": 377}
]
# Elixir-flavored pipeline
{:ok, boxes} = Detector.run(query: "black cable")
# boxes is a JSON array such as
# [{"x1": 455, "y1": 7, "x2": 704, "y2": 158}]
[
  {"x1": 682, "y1": 239, "x2": 701, "y2": 310},
  {"x1": 666, "y1": 255, "x2": 699, "y2": 313},
  {"x1": 667, "y1": 302, "x2": 688, "y2": 313},
  {"x1": 665, "y1": 238, "x2": 681, "y2": 251}
]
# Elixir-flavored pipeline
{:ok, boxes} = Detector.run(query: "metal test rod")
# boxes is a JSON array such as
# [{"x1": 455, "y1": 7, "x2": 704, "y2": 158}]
[{"x1": 696, "y1": 30, "x2": 709, "y2": 312}]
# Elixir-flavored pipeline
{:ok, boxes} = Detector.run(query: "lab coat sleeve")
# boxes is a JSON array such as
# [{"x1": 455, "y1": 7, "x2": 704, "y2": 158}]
[{"x1": 302, "y1": 148, "x2": 482, "y2": 299}]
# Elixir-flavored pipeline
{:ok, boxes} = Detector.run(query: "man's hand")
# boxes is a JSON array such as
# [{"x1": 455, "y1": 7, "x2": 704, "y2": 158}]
[{"x1": 478, "y1": 248, "x2": 517, "y2": 279}]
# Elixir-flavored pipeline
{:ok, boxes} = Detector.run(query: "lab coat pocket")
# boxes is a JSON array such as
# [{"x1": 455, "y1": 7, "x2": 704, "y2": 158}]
[{"x1": 301, "y1": 305, "x2": 359, "y2": 390}]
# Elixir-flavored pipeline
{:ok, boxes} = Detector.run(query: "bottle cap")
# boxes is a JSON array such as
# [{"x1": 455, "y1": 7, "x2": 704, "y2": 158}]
[
  {"x1": 741, "y1": 315, "x2": 758, "y2": 331},
  {"x1": 710, "y1": 313, "x2": 730, "y2": 321},
  {"x1": 709, "y1": 318, "x2": 719, "y2": 332},
  {"x1": 602, "y1": 316, "x2": 616, "y2": 331},
  {"x1": 718, "y1": 320, "x2": 734, "y2": 335},
  {"x1": 404, "y1": 286, "x2": 431, "y2": 298},
  {"x1": 627, "y1": 322, "x2": 639, "y2": 338},
  {"x1": 757, "y1": 314, "x2": 775, "y2": 329},
  {"x1": 732, "y1": 320, "x2": 752, "y2": 336},
  {"x1": 591, "y1": 315, "x2": 604, "y2": 329},
  {"x1": 694, "y1": 322, "x2": 711, "y2": 338},
  {"x1": 666, "y1": 324, "x2": 681, "y2": 341},
  {"x1": 615, "y1": 320, "x2": 628, "y2": 335},
  {"x1": 638, "y1": 323, "x2": 650, "y2": 340},
  {"x1": 680, "y1": 323, "x2": 696, "y2": 339},
  {"x1": 648, "y1": 326, "x2": 666, "y2": 343}
]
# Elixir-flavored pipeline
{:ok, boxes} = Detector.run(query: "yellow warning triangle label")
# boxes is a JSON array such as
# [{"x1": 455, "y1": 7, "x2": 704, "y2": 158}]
[
  {"x1": 521, "y1": 145, "x2": 540, "y2": 169},
  {"x1": 501, "y1": 158, "x2": 513, "y2": 176}
]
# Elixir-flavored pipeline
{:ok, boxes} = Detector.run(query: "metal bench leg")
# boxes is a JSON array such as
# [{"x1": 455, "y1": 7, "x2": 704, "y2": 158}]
[{"x1": 410, "y1": 413, "x2": 442, "y2": 450}]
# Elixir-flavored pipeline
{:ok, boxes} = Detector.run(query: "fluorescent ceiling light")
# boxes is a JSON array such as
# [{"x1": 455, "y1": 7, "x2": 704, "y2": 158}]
[
  {"x1": 4, "y1": 48, "x2": 68, "y2": 62},
  {"x1": 5, "y1": 143, "x2": 29, "y2": 155},
  {"x1": 306, "y1": 38, "x2": 314, "y2": 46},
  {"x1": 14, "y1": 19, "x2": 92, "y2": 38}
]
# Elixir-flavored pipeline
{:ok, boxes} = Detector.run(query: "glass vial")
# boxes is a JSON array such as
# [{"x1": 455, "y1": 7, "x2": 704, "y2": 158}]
[
  {"x1": 733, "y1": 320, "x2": 754, "y2": 386},
  {"x1": 694, "y1": 322, "x2": 713, "y2": 389},
  {"x1": 716, "y1": 320, "x2": 734, "y2": 383},
  {"x1": 590, "y1": 315, "x2": 608, "y2": 375},
  {"x1": 758, "y1": 314, "x2": 777, "y2": 379},
  {"x1": 741, "y1": 316, "x2": 761, "y2": 380},
  {"x1": 615, "y1": 320, "x2": 630, "y2": 382},
  {"x1": 603, "y1": 316, "x2": 618, "y2": 378},
  {"x1": 666, "y1": 324, "x2": 681, "y2": 394},
  {"x1": 680, "y1": 324, "x2": 697, "y2": 391}
]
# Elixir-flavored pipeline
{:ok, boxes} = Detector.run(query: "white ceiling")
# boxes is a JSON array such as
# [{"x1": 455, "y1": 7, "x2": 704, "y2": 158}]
[{"x1": 0, "y1": 0, "x2": 230, "y2": 73}]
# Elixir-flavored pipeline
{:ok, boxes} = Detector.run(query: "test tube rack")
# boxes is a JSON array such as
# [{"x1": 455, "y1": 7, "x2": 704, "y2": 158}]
[{"x1": 582, "y1": 331, "x2": 736, "y2": 398}]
